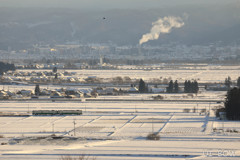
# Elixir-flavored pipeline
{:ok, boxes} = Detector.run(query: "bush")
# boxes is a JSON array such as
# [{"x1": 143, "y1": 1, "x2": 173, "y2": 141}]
[
  {"x1": 59, "y1": 155, "x2": 96, "y2": 160},
  {"x1": 214, "y1": 107, "x2": 225, "y2": 118},
  {"x1": 146, "y1": 133, "x2": 160, "y2": 140},
  {"x1": 226, "y1": 129, "x2": 239, "y2": 133},
  {"x1": 183, "y1": 109, "x2": 190, "y2": 113},
  {"x1": 213, "y1": 128, "x2": 217, "y2": 132},
  {"x1": 152, "y1": 95, "x2": 164, "y2": 100},
  {"x1": 192, "y1": 107, "x2": 196, "y2": 113},
  {"x1": 200, "y1": 109, "x2": 207, "y2": 113}
]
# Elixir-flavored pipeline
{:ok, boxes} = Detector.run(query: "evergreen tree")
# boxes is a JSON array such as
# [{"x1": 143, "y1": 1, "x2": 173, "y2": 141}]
[
  {"x1": 184, "y1": 80, "x2": 191, "y2": 93},
  {"x1": 55, "y1": 73, "x2": 58, "y2": 79},
  {"x1": 53, "y1": 67, "x2": 57, "y2": 73},
  {"x1": 225, "y1": 87, "x2": 240, "y2": 120},
  {"x1": 237, "y1": 77, "x2": 240, "y2": 88},
  {"x1": 138, "y1": 79, "x2": 146, "y2": 93},
  {"x1": 193, "y1": 80, "x2": 199, "y2": 93},
  {"x1": 184, "y1": 80, "x2": 188, "y2": 93},
  {"x1": 174, "y1": 80, "x2": 179, "y2": 93},
  {"x1": 184, "y1": 80, "x2": 199, "y2": 93},
  {"x1": 35, "y1": 84, "x2": 40, "y2": 96},
  {"x1": 167, "y1": 80, "x2": 174, "y2": 93},
  {"x1": 225, "y1": 76, "x2": 232, "y2": 89},
  {"x1": 188, "y1": 80, "x2": 192, "y2": 92}
]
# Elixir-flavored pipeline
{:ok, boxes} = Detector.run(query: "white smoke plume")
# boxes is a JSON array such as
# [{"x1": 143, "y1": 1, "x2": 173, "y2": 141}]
[{"x1": 139, "y1": 16, "x2": 184, "y2": 45}]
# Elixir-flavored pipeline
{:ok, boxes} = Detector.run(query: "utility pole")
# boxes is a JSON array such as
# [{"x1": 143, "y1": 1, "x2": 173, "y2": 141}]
[
  {"x1": 52, "y1": 122, "x2": 54, "y2": 133},
  {"x1": 208, "y1": 103, "x2": 211, "y2": 113},
  {"x1": 73, "y1": 119, "x2": 76, "y2": 136},
  {"x1": 196, "y1": 103, "x2": 198, "y2": 113},
  {"x1": 222, "y1": 119, "x2": 224, "y2": 134},
  {"x1": 152, "y1": 117, "x2": 154, "y2": 133},
  {"x1": 28, "y1": 104, "x2": 30, "y2": 114}
]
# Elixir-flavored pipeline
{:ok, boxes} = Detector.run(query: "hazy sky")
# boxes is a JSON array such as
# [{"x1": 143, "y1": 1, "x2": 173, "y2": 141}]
[
  {"x1": 0, "y1": 0, "x2": 240, "y2": 47},
  {"x1": 0, "y1": 0, "x2": 238, "y2": 9}
]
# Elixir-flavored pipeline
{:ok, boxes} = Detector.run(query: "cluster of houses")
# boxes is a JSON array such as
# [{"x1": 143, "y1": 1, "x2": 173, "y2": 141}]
[
  {"x1": 4, "y1": 70, "x2": 75, "y2": 77},
  {"x1": 48, "y1": 88, "x2": 92, "y2": 98},
  {"x1": 0, "y1": 70, "x2": 85, "y2": 84},
  {"x1": 0, "y1": 90, "x2": 14, "y2": 99},
  {"x1": 128, "y1": 86, "x2": 165, "y2": 93},
  {"x1": 1, "y1": 70, "x2": 133, "y2": 85},
  {"x1": 0, "y1": 88, "x2": 94, "y2": 100},
  {"x1": 0, "y1": 85, "x2": 167, "y2": 100}
]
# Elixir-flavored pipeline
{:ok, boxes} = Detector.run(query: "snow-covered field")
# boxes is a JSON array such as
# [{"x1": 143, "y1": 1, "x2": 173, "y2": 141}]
[
  {"x1": 1, "y1": 66, "x2": 240, "y2": 159},
  {"x1": 18, "y1": 66, "x2": 240, "y2": 83},
  {"x1": 0, "y1": 99, "x2": 240, "y2": 160}
]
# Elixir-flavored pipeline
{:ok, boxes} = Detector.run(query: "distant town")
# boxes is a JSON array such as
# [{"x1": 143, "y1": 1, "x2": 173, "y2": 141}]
[{"x1": 1, "y1": 43, "x2": 240, "y2": 69}]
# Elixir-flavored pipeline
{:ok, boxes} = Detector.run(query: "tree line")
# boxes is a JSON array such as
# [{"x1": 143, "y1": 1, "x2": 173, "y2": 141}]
[
  {"x1": 225, "y1": 87, "x2": 240, "y2": 120},
  {"x1": 166, "y1": 80, "x2": 199, "y2": 93},
  {"x1": 184, "y1": 80, "x2": 199, "y2": 93},
  {"x1": 224, "y1": 76, "x2": 240, "y2": 89},
  {"x1": 138, "y1": 79, "x2": 199, "y2": 93},
  {"x1": 216, "y1": 76, "x2": 240, "y2": 120},
  {"x1": 0, "y1": 62, "x2": 16, "y2": 75},
  {"x1": 166, "y1": 80, "x2": 178, "y2": 93}
]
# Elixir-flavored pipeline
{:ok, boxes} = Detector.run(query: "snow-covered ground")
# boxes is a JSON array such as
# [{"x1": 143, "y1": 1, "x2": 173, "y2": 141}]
[
  {"x1": 18, "y1": 66, "x2": 240, "y2": 83},
  {"x1": 0, "y1": 99, "x2": 240, "y2": 160},
  {"x1": 1, "y1": 66, "x2": 240, "y2": 159}
]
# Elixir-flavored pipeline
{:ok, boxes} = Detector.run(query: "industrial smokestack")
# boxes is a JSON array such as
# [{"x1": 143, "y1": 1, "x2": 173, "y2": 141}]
[{"x1": 139, "y1": 16, "x2": 184, "y2": 45}]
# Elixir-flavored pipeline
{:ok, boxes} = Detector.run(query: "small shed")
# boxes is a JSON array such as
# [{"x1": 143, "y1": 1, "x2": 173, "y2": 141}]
[{"x1": 219, "y1": 112, "x2": 226, "y2": 120}]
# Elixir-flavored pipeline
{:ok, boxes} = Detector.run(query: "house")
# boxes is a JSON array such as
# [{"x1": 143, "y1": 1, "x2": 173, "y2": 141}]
[
  {"x1": 152, "y1": 95, "x2": 164, "y2": 100},
  {"x1": 41, "y1": 89, "x2": 51, "y2": 96},
  {"x1": 79, "y1": 89, "x2": 92, "y2": 94},
  {"x1": 94, "y1": 87, "x2": 119, "y2": 95},
  {"x1": 18, "y1": 90, "x2": 33, "y2": 97},
  {"x1": 206, "y1": 84, "x2": 228, "y2": 91},
  {"x1": 50, "y1": 91, "x2": 64, "y2": 98},
  {"x1": 84, "y1": 93, "x2": 93, "y2": 98},
  {"x1": 65, "y1": 89, "x2": 84, "y2": 98},
  {"x1": 128, "y1": 87, "x2": 139, "y2": 93},
  {"x1": 151, "y1": 87, "x2": 165, "y2": 93},
  {"x1": 0, "y1": 91, "x2": 9, "y2": 99},
  {"x1": 219, "y1": 112, "x2": 227, "y2": 120}
]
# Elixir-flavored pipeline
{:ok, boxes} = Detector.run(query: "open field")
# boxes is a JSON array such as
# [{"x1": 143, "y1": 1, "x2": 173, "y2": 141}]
[
  {"x1": 1, "y1": 66, "x2": 240, "y2": 159},
  {"x1": 0, "y1": 99, "x2": 240, "y2": 160},
  {"x1": 18, "y1": 66, "x2": 240, "y2": 83}
]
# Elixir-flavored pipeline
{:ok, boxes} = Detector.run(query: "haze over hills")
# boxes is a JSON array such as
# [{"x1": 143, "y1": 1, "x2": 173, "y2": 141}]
[
  {"x1": 0, "y1": 0, "x2": 237, "y2": 9},
  {"x1": 0, "y1": 2, "x2": 240, "y2": 50}
]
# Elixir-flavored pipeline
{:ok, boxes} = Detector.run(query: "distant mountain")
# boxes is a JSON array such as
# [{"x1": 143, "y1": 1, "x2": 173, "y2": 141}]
[{"x1": 0, "y1": 5, "x2": 240, "y2": 50}]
